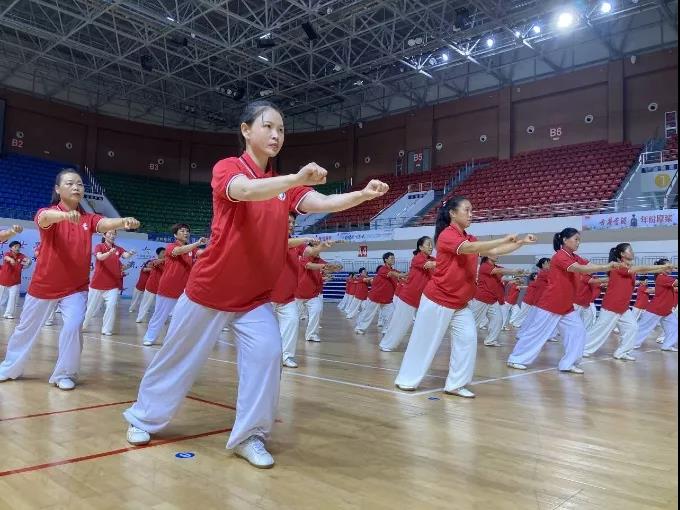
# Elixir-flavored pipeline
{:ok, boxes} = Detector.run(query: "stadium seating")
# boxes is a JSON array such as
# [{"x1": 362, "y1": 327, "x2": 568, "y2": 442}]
[
  {"x1": 320, "y1": 159, "x2": 488, "y2": 229},
  {"x1": 0, "y1": 154, "x2": 66, "y2": 220},
  {"x1": 95, "y1": 172, "x2": 213, "y2": 234},
  {"x1": 419, "y1": 140, "x2": 641, "y2": 224}
]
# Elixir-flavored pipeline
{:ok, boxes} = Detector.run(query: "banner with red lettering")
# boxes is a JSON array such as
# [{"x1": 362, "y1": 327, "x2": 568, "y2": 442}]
[{"x1": 583, "y1": 210, "x2": 678, "y2": 230}]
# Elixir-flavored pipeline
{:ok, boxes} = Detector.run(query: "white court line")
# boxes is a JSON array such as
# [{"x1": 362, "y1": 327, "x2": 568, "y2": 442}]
[
  {"x1": 216, "y1": 338, "x2": 448, "y2": 380},
  {"x1": 76, "y1": 334, "x2": 668, "y2": 398},
  {"x1": 84, "y1": 334, "x2": 410, "y2": 397}
]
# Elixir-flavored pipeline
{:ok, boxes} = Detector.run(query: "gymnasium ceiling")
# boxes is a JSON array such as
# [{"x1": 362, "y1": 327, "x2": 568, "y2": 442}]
[{"x1": 0, "y1": 0, "x2": 677, "y2": 132}]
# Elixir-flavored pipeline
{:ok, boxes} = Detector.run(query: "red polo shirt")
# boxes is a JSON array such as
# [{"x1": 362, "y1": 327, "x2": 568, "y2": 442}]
[
  {"x1": 272, "y1": 244, "x2": 307, "y2": 304},
  {"x1": 602, "y1": 267, "x2": 636, "y2": 314},
  {"x1": 648, "y1": 274, "x2": 677, "y2": 316},
  {"x1": 368, "y1": 265, "x2": 398, "y2": 304},
  {"x1": 157, "y1": 241, "x2": 198, "y2": 299},
  {"x1": 424, "y1": 225, "x2": 478, "y2": 310},
  {"x1": 185, "y1": 153, "x2": 313, "y2": 312},
  {"x1": 0, "y1": 251, "x2": 27, "y2": 287},
  {"x1": 90, "y1": 243, "x2": 127, "y2": 291},
  {"x1": 398, "y1": 252, "x2": 435, "y2": 308},
  {"x1": 634, "y1": 283, "x2": 650, "y2": 309},
  {"x1": 537, "y1": 249, "x2": 589, "y2": 316}
]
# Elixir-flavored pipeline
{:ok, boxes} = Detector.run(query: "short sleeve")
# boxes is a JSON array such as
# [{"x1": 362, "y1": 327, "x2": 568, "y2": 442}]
[
  {"x1": 378, "y1": 266, "x2": 390, "y2": 277},
  {"x1": 575, "y1": 255, "x2": 589, "y2": 265},
  {"x1": 166, "y1": 243, "x2": 178, "y2": 257},
  {"x1": 87, "y1": 213, "x2": 104, "y2": 234},
  {"x1": 34, "y1": 207, "x2": 52, "y2": 230},
  {"x1": 657, "y1": 275, "x2": 674, "y2": 288},
  {"x1": 437, "y1": 228, "x2": 466, "y2": 255},
  {"x1": 288, "y1": 186, "x2": 314, "y2": 215},
  {"x1": 295, "y1": 244, "x2": 307, "y2": 257},
  {"x1": 95, "y1": 243, "x2": 108, "y2": 255},
  {"x1": 478, "y1": 261, "x2": 493, "y2": 277},
  {"x1": 550, "y1": 251, "x2": 574, "y2": 272},
  {"x1": 213, "y1": 158, "x2": 248, "y2": 203},
  {"x1": 411, "y1": 253, "x2": 427, "y2": 269}
]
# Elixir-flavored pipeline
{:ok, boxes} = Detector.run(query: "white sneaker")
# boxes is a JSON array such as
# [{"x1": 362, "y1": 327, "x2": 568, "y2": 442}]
[
  {"x1": 502, "y1": 326, "x2": 510, "y2": 331},
  {"x1": 127, "y1": 425, "x2": 151, "y2": 445},
  {"x1": 101, "y1": 331, "x2": 113, "y2": 336},
  {"x1": 232, "y1": 435, "x2": 274, "y2": 469},
  {"x1": 354, "y1": 329, "x2": 365, "y2": 335},
  {"x1": 135, "y1": 318, "x2": 143, "y2": 324},
  {"x1": 142, "y1": 339, "x2": 155, "y2": 346},
  {"x1": 282, "y1": 357, "x2": 298, "y2": 368},
  {"x1": 484, "y1": 341, "x2": 501, "y2": 347},
  {"x1": 582, "y1": 352, "x2": 592, "y2": 358},
  {"x1": 479, "y1": 325, "x2": 488, "y2": 330},
  {"x1": 562, "y1": 366, "x2": 584, "y2": 374},
  {"x1": 656, "y1": 338, "x2": 664, "y2": 344},
  {"x1": 3, "y1": 314, "x2": 14, "y2": 320},
  {"x1": 614, "y1": 353, "x2": 636, "y2": 361},
  {"x1": 662, "y1": 346, "x2": 678, "y2": 352},
  {"x1": 44, "y1": 320, "x2": 54, "y2": 326},
  {"x1": 307, "y1": 335, "x2": 321, "y2": 343},
  {"x1": 507, "y1": 362, "x2": 527, "y2": 370},
  {"x1": 56, "y1": 378, "x2": 76, "y2": 390},
  {"x1": 445, "y1": 387, "x2": 476, "y2": 398},
  {"x1": 379, "y1": 346, "x2": 393, "y2": 352},
  {"x1": 548, "y1": 338, "x2": 559, "y2": 343},
  {"x1": 396, "y1": 384, "x2": 416, "y2": 391}
]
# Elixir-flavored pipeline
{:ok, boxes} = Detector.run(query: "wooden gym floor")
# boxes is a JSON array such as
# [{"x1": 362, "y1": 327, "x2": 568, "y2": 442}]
[{"x1": 0, "y1": 301, "x2": 677, "y2": 510}]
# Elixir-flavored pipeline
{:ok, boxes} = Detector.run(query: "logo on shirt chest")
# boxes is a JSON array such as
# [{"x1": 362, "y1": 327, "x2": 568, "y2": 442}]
[
  {"x1": 82, "y1": 223, "x2": 89, "y2": 231},
  {"x1": 277, "y1": 192, "x2": 286, "y2": 201}
]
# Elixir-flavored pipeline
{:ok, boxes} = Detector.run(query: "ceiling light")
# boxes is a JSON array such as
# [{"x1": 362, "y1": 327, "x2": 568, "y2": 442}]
[
  {"x1": 556, "y1": 12, "x2": 575, "y2": 29},
  {"x1": 532, "y1": 25, "x2": 541, "y2": 34},
  {"x1": 600, "y1": 2, "x2": 612, "y2": 13},
  {"x1": 257, "y1": 55, "x2": 269, "y2": 62},
  {"x1": 442, "y1": 53, "x2": 449, "y2": 61},
  {"x1": 166, "y1": 16, "x2": 175, "y2": 22},
  {"x1": 259, "y1": 32, "x2": 271, "y2": 39},
  {"x1": 514, "y1": 30, "x2": 521, "y2": 38},
  {"x1": 486, "y1": 37, "x2": 494, "y2": 48}
]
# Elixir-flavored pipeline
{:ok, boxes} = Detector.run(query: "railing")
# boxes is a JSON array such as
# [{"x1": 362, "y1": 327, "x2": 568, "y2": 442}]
[
  {"x1": 406, "y1": 182, "x2": 433, "y2": 193},
  {"x1": 664, "y1": 170, "x2": 679, "y2": 209},
  {"x1": 639, "y1": 150, "x2": 679, "y2": 165},
  {"x1": 82, "y1": 166, "x2": 106, "y2": 196}
]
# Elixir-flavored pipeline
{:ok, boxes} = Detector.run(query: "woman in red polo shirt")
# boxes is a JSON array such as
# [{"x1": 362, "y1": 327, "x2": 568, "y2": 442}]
[
  {"x1": 584, "y1": 244, "x2": 674, "y2": 360},
  {"x1": 354, "y1": 252, "x2": 406, "y2": 335},
  {"x1": 508, "y1": 228, "x2": 621, "y2": 373},
  {"x1": 379, "y1": 236, "x2": 435, "y2": 352},
  {"x1": 511, "y1": 258, "x2": 550, "y2": 330},
  {"x1": 394, "y1": 197, "x2": 535, "y2": 398},
  {"x1": 632, "y1": 280, "x2": 652, "y2": 320},
  {"x1": 502, "y1": 278, "x2": 526, "y2": 330},
  {"x1": 142, "y1": 224, "x2": 206, "y2": 346},
  {"x1": 0, "y1": 241, "x2": 32, "y2": 319},
  {"x1": 340, "y1": 273, "x2": 358, "y2": 314},
  {"x1": 573, "y1": 271, "x2": 608, "y2": 331},
  {"x1": 469, "y1": 256, "x2": 525, "y2": 347},
  {"x1": 345, "y1": 268, "x2": 370, "y2": 319},
  {"x1": 294, "y1": 244, "x2": 342, "y2": 343},
  {"x1": 337, "y1": 271, "x2": 355, "y2": 312},
  {"x1": 634, "y1": 258, "x2": 678, "y2": 351},
  {"x1": 129, "y1": 259, "x2": 153, "y2": 313},
  {"x1": 82, "y1": 230, "x2": 135, "y2": 336},
  {"x1": 135, "y1": 247, "x2": 166, "y2": 323},
  {"x1": 0, "y1": 169, "x2": 139, "y2": 390},
  {"x1": 123, "y1": 101, "x2": 389, "y2": 469}
]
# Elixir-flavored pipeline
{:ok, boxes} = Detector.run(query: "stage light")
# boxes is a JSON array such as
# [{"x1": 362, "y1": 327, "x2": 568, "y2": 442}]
[
  {"x1": 557, "y1": 12, "x2": 575, "y2": 29},
  {"x1": 532, "y1": 25, "x2": 541, "y2": 34},
  {"x1": 600, "y1": 2, "x2": 613, "y2": 14},
  {"x1": 486, "y1": 37, "x2": 495, "y2": 48}
]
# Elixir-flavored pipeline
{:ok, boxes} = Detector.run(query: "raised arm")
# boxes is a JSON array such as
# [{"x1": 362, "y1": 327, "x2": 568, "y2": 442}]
[
  {"x1": 628, "y1": 263, "x2": 677, "y2": 274},
  {"x1": 172, "y1": 238, "x2": 207, "y2": 257},
  {"x1": 568, "y1": 261, "x2": 621, "y2": 274},
  {"x1": 471, "y1": 235, "x2": 536, "y2": 257},
  {"x1": 0, "y1": 225, "x2": 23, "y2": 242},
  {"x1": 229, "y1": 163, "x2": 326, "y2": 202},
  {"x1": 298, "y1": 181, "x2": 389, "y2": 214},
  {"x1": 97, "y1": 217, "x2": 140, "y2": 233},
  {"x1": 458, "y1": 234, "x2": 522, "y2": 255},
  {"x1": 491, "y1": 267, "x2": 526, "y2": 276},
  {"x1": 96, "y1": 247, "x2": 118, "y2": 261},
  {"x1": 4, "y1": 255, "x2": 16, "y2": 265}
]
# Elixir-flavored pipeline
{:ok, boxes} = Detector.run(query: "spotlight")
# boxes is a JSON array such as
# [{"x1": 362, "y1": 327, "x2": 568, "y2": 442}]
[
  {"x1": 532, "y1": 25, "x2": 541, "y2": 34},
  {"x1": 600, "y1": 2, "x2": 612, "y2": 13},
  {"x1": 557, "y1": 12, "x2": 575, "y2": 29},
  {"x1": 442, "y1": 53, "x2": 449, "y2": 62},
  {"x1": 514, "y1": 30, "x2": 521, "y2": 38},
  {"x1": 486, "y1": 37, "x2": 494, "y2": 48},
  {"x1": 257, "y1": 55, "x2": 269, "y2": 62}
]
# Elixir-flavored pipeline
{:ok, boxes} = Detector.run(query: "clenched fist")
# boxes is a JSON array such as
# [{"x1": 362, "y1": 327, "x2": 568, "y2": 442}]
[
  {"x1": 360, "y1": 180, "x2": 389, "y2": 200},
  {"x1": 297, "y1": 163, "x2": 328, "y2": 186},
  {"x1": 123, "y1": 217, "x2": 140, "y2": 230},
  {"x1": 62, "y1": 210, "x2": 81, "y2": 224}
]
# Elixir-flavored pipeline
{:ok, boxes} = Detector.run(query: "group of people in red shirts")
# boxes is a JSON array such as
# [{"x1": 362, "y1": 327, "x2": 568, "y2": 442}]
[{"x1": 1, "y1": 100, "x2": 677, "y2": 470}]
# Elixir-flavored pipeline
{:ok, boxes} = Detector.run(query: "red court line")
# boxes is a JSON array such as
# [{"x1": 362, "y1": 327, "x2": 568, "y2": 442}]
[
  {"x1": 0, "y1": 400, "x2": 136, "y2": 422},
  {"x1": 0, "y1": 427, "x2": 233, "y2": 478},
  {"x1": 186, "y1": 395, "x2": 237, "y2": 411}
]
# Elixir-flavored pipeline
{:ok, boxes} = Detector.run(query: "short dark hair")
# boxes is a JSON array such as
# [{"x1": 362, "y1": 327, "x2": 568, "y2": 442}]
[
  {"x1": 382, "y1": 252, "x2": 394, "y2": 262},
  {"x1": 9, "y1": 241, "x2": 20, "y2": 248},
  {"x1": 536, "y1": 257, "x2": 550, "y2": 269},
  {"x1": 172, "y1": 223, "x2": 190, "y2": 235},
  {"x1": 156, "y1": 247, "x2": 166, "y2": 255}
]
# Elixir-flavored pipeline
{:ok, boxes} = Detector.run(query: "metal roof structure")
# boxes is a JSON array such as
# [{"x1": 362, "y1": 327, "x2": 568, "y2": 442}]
[{"x1": 0, "y1": 0, "x2": 676, "y2": 132}]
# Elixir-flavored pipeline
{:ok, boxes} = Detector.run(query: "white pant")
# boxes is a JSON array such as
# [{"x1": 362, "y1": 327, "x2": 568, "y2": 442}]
[
  {"x1": 123, "y1": 294, "x2": 282, "y2": 449},
  {"x1": 346, "y1": 297, "x2": 364, "y2": 319},
  {"x1": 273, "y1": 301, "x2": 299, "y2": 361},
  {"x1": 469, "y1": 299, "x2": 503, "y2": 345},
  {"x1": 295, "y1": 295, "x2": 323, "y2": 340},
  {"x1": 501, "y1": 303, "x2": 512, "y2": 328},
  {"x1": 632, "y1": 307, "x2": 644, "y2": 321},
  {"x1": 355, "y1": 299, "x2": 394, "y2": 332},
  {"x1": 395, "y1": 295, "x2": 477, "y2": 392},
  {"x1": 634, "y1": 311, "x2": 678, "y2": 350},
  {"x1": 377, "y1": 304, "x2": 393, "y2": 328},
  {"x1": 584, "y1": 308, "x2": 637, "y2": 357},
  {"x1": 0, "y1": 291, "x2": 87, "y2": 383},
  {"x1": 508, "y1": 304, "x2": 523, "y2": 326},
  {"x1": 337, "y1": 294, "x2": 349, "y2": 311},
  {"x1": 136, "y1": 290, "x2": 156, "y2": 322},
  {"x1": 508, "y1": 307, "x2": 585, "y2": 370},
  {"x1": 511, "y1": 303, "x2": 533, "y2": 327},
  {"x1": 0, "y1": 284, "x2": 20, "y2": 317},
  {"x1": 379, "y1": 297, "x2": 416, "y2": 351},
  {"x1": 575, "y1": 304, "x2": 597, "y2": 331},
  {"x1": 83, "y1": 288, "x2": 119, "y2": 335},
  {"x1": 341, "y1": 295, "x2": 355, "y2": 313},
  {"x1": 144, "y1": 295, "x2": 178, "y2": 344},
  {"x1": 129, "y1": 288, "x2": 143, "y2": 312}
]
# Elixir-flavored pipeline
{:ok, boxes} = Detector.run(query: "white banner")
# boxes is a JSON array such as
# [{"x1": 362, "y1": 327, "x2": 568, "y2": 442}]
[
  {"x1": 315, "y1": 229, "x2": 394, "y2": 243},
  {"x1": 0, "y1": 226, "x2": 166, "y2": 298},
  {"x1": 640, "y1": 165, "x2": 677, "y2": 193},
  {"x1": 583, "y1": 209, "x2": 678, "y2": 230}
]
